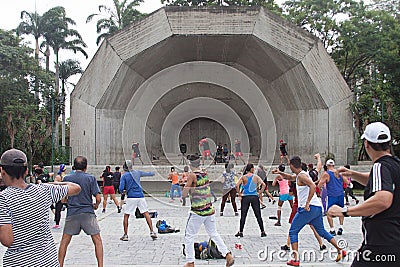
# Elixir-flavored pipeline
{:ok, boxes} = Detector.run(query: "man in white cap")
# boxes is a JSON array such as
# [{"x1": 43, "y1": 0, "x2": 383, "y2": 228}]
[
  {"x1": 329, "y1": 122, "x2": 400, "y2": 266},
  {"x1": 0, "y1": 149, "x2": 81, "y2": 267},
  {"x1": 318, "y1": 158, "x2": 348, "y2": 236}
]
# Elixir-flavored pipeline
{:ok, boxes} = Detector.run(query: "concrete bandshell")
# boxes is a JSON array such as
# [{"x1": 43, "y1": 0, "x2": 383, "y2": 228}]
[{"x1": 70, "y1": 7, "x2": 353, "y2": 166}]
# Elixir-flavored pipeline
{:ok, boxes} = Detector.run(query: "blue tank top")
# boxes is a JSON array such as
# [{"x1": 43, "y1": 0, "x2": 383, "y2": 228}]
[
  {"x1": 326, "y1": 170, "x2": 344, "y2": 197},
  {"x1": 242, "y1": 174, "x2": 258, "y2": 196}
]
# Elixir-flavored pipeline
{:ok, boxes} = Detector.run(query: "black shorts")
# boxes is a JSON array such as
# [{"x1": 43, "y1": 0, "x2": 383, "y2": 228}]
[{"x1": 280, "y1": 152, "x2": 288, "y2": 157}]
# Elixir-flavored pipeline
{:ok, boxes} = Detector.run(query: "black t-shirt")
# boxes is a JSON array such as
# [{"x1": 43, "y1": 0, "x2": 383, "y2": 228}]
[
  {"x1": 112, "y1": 172, "x2": 121, "y2": 184},
  {"x1": 132, "y1": 143, "x2": 140, "y2": 153},
  {"x1": 102, "y1": 171, "x2": 114, "y2": 187},
  {"x1": 279, "y1": 143, "x2": 287, "y2": 153},
  {"x1": 362, "y1": 155, "x2": 400, "y2": 246}
]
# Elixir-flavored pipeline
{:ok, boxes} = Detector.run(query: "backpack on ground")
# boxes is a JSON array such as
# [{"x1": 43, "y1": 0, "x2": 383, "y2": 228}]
[
  {"x1": 156, "y1": 219, "x2": 179, "y2": 234},
  {"x1": 182, "y1": 239, "x2": 224, "y2": 260}
]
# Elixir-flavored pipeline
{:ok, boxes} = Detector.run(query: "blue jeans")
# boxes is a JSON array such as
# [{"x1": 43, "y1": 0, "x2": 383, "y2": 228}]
[
  {"x1": 170, "y1": 183, "x2": 181, "y2": 199},
  {"x1": 289, "y1": 205, "x2": 333, "y2": 244}
]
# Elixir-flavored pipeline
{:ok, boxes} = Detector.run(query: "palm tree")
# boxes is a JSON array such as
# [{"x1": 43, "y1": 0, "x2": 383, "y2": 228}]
[
  {"x1": 59, "y1": 60, "x2": 83, "y2": 149},
  {"x1": 42, "y1": 6, "x2": 88, "y2": 148},
  {"x1": 86, "y1": 0, "x2": 145, "y2": 45}
]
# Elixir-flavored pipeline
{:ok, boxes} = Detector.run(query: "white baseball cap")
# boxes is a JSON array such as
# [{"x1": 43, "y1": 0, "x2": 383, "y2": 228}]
[
  {"x1": 361, "y1": 122, "x2": 391, "y2": 143},
  {"x1": 326, "y1": 159, "x2": 335, "y2": 166}
]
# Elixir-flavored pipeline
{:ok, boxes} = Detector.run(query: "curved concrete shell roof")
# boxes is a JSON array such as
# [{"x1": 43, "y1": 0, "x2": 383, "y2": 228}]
[{"x1": 71, "y1": 6, "x2": 353, "y2": 166}]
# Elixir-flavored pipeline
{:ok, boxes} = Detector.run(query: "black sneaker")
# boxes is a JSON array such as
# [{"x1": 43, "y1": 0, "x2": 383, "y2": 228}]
[
  {"x1": 235, "y1": 232, "x2": 243, "y2": 238},
  {"x1": 281, "y1": 244, "x2": 290, "y2": 251},
  {"x1": 320, "y1": 244, "x2": 327, "y2": 251},
  {"x1": 117, "y1": 207, "x2": 121, "y2": 213},
  {"x1": 355, "y1": 199, "x2": 360, "y2": 204},
  {"x1": 102, "y1": 209, "x2": 106, "y2": 213},
  {"x1": 261, "y1": 231, "x2": 267, "y2": 237},
  {"x1": 120, "y1": 234, "x2": 128, "y2": 241},
  {"x1": 337, "y1": 228, "x2": 343, "y2": 235},
  {"x1": 329, "y1": 230, "x2": 336, "y2": 236}
]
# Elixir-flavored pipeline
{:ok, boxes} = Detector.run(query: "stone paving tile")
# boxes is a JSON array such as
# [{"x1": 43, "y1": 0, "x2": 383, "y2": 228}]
[{"x1": 0, "y1": 196, "x2": 363, "y2": 266}]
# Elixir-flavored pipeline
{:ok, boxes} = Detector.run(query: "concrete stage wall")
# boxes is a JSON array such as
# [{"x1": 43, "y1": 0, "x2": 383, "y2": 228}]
[{"x1": 71, "y1": 7, "x2": 353, "y2": 167}]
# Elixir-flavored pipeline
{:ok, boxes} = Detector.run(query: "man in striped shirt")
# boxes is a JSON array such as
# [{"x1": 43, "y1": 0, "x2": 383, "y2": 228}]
[{"x1": 0, "y1": 149, "x2": 81, "y2": 267}]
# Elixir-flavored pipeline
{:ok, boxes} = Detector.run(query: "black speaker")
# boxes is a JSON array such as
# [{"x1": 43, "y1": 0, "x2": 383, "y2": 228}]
[{"x1": 180, "y1": 144, "x2": 187, "y2": 154}]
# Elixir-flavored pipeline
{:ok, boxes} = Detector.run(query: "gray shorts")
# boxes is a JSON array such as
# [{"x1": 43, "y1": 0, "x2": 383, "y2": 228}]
[{"x1": 63, "y1": 213, "x2": 100, "y2": 236}]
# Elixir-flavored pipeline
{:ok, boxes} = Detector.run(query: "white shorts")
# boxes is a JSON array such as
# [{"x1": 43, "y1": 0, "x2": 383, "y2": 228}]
[{"x1": 124, "y1": 198, "x2": 148, "y2": 215}]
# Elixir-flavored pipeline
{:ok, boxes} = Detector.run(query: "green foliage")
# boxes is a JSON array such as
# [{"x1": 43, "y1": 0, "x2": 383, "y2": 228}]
[
  {"x1": 86, "y1": 0, "x2": 145, "y2": 45},
  {"x1": 161, "y1": 0, "x2": 282, "y2": 13},
  {"x1": 0, "y1": 29, "x2": 54, "y2": 166}
]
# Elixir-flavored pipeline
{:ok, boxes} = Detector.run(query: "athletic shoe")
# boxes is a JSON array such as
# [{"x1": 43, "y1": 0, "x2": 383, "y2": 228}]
[
  {"x1": 287, "y1": 259, "x2": 300, "y2": 266},
  {"x1": 225, "y1": 252, "x2": 235, "y2": 267},
  {"x1": 117, "y1": 207, "x2": 121, "y2": 213},
  {"x1": 120, "y1": 234, "x2": 128, "y2": 241},
  {"x1": 102, "y1": 209, "x2": 106, "y2": 213},
  {"x1": 320, "y1": 244, "x2": 327, "y2": 251},
  {"x1": 329, "y1": 230, "x2": 336, "y2": 236},
  {"x1": 235, "y1": 212, "x2": 239, "y2": 216},
  {"x1": 355, "y1": 199, "x2": 360, "y2": 204},
  {"x1": 220, "y1": 212, "x2": 223, "y2": 216},
  {"x1": 274, "y1": 222, "x2": 281, "y2": 226},
  {"x1": 336, "y1": 250, "x2": 347, "y2": 262},
  {"x1": 150, "y1": 231, "x2": 158, "y2": 240},
  {"x1": 52, "y1": 225, "x2": 61, "y2": 229},
  {"x1": 235, "y1": 232, "x2": 243, "y2": 238},
  {"x1": 272, "y1": 200, "x2": 276, "y2": 205},
  {"x1": 261, "y1": 231, "x2": 267, "y2": 237},
  {"x1": 337, "y1": 228, "x2": 343, "y2": 235},
  {"x1": 281, "y1": 244, "x2": 290, "y2": 251},
  {"x1": 260, "y1": 204, "x2": 266, "y2": 209}
]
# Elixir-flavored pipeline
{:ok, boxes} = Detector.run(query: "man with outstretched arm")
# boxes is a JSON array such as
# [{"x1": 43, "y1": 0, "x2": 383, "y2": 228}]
[{"x1": 328, "y1": 122, "x2": 400, "y2": 267}]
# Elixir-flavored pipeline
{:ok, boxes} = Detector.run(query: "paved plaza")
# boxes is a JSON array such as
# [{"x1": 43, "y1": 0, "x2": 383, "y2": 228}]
[{"x1": 0, "y1": 195, "x2": 363, "y2": 267}]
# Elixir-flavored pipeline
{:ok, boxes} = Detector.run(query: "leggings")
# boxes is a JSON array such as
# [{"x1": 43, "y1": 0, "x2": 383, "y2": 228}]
[
  {"x1": 240, "y1": 195, "x2": 264, "y2": 232},
  {"x1": 220, "y1": 188, "x2": 237, "y2": 212},
  {"x1": 54, "y1": 201, "x2": 63, "y2": 225},
  {"x1": 345, "y1": 187, "x2": 357, "y2": 202}
]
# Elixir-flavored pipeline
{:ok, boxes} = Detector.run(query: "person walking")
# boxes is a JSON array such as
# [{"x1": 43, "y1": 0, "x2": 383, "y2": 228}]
[
  {"x1": 113, "y1": 166, "x2": 121, "y2": 195},
  {"x1": 58, "y1": 156, "x2": 104, "y2": 267},
  {"x1": 285, "y1": 156, "x2": 346, "y2": 266},
  {"x1": 272, "y1": 164, "x2": 294, "y2": 226},
  {"x1": 53, "y1": 164, "x2": 68, "y2": 229},
  {"x1": 100, "y1": 166, "x2": 121, "y2": 213},
  {"x1": 343, "y1": 164, "x2": 359, "y2": 206},
  {"x1": 182, "y1": 154, "x2": 234, "y2": 267},
  {"x1": 220, "y1": 163, "x2": 238, "y2": 216},
  {"x1": 179, "y1": 166, "x2": 190, "y2": 206},
  {"x1": 328, "y1": 122, "x2": 400, "y2": 267},
  {"x1": 119, "y1": 160, "x2": 157, "y2": 241},
  {"x1": 235, "y1": 163, "x2": 267, "y2": 238},
  {"x1": 0, "y1": 149, "x2": 80, "y2": 267},
  {"x1": 168, "y1": 167, "x2": 182, "y2": 202},
  {"x1": 318, "y1": 159, "x2": 348, "y2": 236}
]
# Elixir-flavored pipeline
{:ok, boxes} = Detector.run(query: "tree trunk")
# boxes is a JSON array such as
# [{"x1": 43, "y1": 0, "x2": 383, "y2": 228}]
[
  {"x1": 61, "y1": 81, "x2": 66, "y2": 148},
  {"x1": 54, "y1": 52, "x2": 60, "y2": 149}
]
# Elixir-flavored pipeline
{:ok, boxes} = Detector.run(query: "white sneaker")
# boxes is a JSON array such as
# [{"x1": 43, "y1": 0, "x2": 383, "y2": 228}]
[{"x1": 120, "y1": 234, "x2": 128, "y2": 241}]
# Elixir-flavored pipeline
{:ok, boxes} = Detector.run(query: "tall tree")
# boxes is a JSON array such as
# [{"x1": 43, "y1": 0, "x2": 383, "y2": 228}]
[
  {"x1": 58, "y1": 59, "x2": 83, "y2": 149},
  {"x1": 87, "y1": 0, "x2": 145, "y2": 45},
  {"x1": 41, "y1": 6, "x2": 88, "y2": 149}
]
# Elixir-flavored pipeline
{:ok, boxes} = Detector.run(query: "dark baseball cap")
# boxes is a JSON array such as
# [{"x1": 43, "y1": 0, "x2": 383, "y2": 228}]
[{"x1": 0, "y1": 149, "x2": 27, "y2": 167}]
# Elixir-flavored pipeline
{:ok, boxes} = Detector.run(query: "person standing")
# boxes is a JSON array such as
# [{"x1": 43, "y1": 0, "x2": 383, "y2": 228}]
[
  {"x1": 235, "y1": 163, "x2": 267, "y2": 238},
  {"x1": 0, "y1": 149, "x2": 80, "y2": 267},
  {"x1": 58, "y1": 156, "x2": 104, "y2": 267},
  {"x1": 100, "y1": 166, "x2": 120, "y2": 213},
  {"x1": 279, "y1": 139, "x2": 290, "y2": 164},
  {"x1": 53, "y1": 164, "x2": 68, "y2": 229},
  {"x1": 285, "y1": 156, "x2": 346, "y2": 266},
  {"x1": 180, "y1": 166, "x2": 190, "y2": 206},
  {"x1": 220, "y1": 163, "x2": 238, "y2": 216},
  {"x1": 168, "y1": 167, "x2": 182, "y2": 202},
  {"x1": 131, "y1": 141, "x2": 144, "y2": 165},
  {"x1": 182, "y1": 154, "x2": 234, "y2": 267},
  {"x1": 199, "y1": 136, "x2": 211, "y2": 165},
  {"x1": 328, "y1": 122, "x2": 400, "y2": 267},
  {"x1": 318, "y1": 159, "x2": 348, "y2": 236},
  {"x1": 257, "y1": 164, "x2": 275, "y2": 209},
  {"x1": 119, "y1": 160, "x2": 157, "y2": 241},
  {"x1": 113, "y1": 166, "x2": 121, "y2": 195},
  {"x1": 343, "y1": 164, "x2": 359, "y2": 206},
  {"x1": 234, "y1": 139, "x2": 245, "y2": 165},
  {"x1": 272, "y1": 164, "x2": 294, "y2": 226}
]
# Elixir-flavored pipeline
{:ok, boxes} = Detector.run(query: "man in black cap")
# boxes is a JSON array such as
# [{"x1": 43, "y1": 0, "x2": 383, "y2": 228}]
[
  {"x1": 0, "y1": 149, "x2": 81, "y2": 267},
  {"x1": 329, "y1": 122, "x2": 400, "y2": 266}
]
